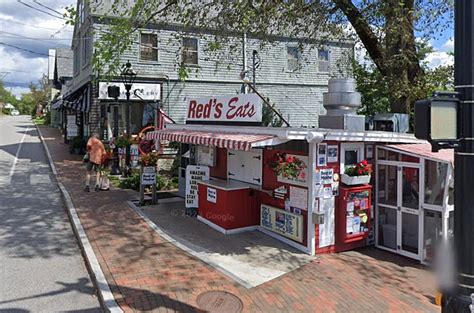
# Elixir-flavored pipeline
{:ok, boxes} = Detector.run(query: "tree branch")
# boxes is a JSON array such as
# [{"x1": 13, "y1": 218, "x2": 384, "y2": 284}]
[{"x1": 332, "y1": 0, "x2": 387, "y2": 75}]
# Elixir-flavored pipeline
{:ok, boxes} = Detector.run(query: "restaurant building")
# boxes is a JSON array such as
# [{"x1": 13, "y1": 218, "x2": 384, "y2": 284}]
[{"x1": 146, "y1": 79, "x2": 454, "y2": 261}]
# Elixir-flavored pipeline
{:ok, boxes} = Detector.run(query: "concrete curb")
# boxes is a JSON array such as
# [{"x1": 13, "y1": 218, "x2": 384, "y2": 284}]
[{"x1": 36, "y1": 125, "x2": 123, "y2": 313}]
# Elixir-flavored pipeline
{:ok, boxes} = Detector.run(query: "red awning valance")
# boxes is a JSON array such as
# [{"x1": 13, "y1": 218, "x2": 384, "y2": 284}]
[{"x1": 145, "y1": 130, "x2": 276, "y2": 151}]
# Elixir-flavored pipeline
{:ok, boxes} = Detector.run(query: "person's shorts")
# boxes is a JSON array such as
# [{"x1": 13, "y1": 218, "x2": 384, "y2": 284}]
[{"x1": 86, "y1": 161, "x2": 100, "y2": 172}]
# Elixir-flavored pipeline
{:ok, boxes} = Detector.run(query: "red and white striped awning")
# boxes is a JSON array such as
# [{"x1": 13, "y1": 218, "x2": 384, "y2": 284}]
[{"x1": 145, "y1": 130, "x2": 277, "y2": 151}]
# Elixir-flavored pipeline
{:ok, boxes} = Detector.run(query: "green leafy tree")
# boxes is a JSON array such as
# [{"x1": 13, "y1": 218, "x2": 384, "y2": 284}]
[
  {"x1": 16, "y1": 74, "x2": 50, "y2": 116},
  {"x1": 0, "y1": 80, "x2": 18, "y2": 114},
  {"x1": 66, "y1": 0, "x2": 453, "y2": 113}
]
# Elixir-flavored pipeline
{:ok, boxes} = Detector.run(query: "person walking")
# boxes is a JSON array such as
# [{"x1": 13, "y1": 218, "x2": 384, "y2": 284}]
[{"x1": 84, "y1": 133, "x2": 106, "y2": 192}]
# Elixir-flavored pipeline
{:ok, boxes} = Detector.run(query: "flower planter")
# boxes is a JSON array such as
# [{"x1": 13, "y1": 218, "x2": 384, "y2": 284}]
[{"x1": 341, "y1": 174, "x2": 371, "y2": 186}]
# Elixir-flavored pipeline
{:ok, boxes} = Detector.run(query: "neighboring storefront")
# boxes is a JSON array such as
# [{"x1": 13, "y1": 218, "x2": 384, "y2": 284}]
[
  {"x1": 145, "y1": 93, "x2": 450, "y2": 259},
  {"x1": 375, "y1": 144, "x2": 453, "y2": 263},
  {"x1": 97, "y1": 81, "x2": 162, "y2": 140}
]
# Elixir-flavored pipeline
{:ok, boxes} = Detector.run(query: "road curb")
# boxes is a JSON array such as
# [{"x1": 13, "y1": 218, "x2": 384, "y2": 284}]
[{"x1": 36, "y1": 125, "x2": 123, "y2": 313}]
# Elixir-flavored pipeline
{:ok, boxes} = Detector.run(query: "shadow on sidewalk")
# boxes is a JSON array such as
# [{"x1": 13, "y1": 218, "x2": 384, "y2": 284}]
[{"x1": 111, "y1": 283, "x2": 201, "y2": 312}]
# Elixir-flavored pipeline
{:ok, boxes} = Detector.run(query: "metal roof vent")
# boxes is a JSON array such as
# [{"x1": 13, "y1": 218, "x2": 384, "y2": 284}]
[{"x1": 319, "y1": 78, "x2": 365, "y2": 131}]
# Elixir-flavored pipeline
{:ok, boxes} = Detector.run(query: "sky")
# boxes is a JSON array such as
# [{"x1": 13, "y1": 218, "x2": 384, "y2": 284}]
[
  {"x1": 0, "y1": 0, "x2": 455, "y2": 99},
  {"x1": 0, "y1": 0, "x2": 74, "y2": 97}
]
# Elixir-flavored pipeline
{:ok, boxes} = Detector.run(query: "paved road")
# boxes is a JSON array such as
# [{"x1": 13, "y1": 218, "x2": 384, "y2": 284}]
[{"x1": 0, "y1": 116, "x2": 101, "y2": 312}]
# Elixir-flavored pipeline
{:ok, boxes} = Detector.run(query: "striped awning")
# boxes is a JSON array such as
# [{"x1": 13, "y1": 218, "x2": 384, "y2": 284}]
[
  {"x1": 63, "y1": 86, "x2": 90, "y2": 112},
  {"x1": 51, "y1": 98, "x2": 63, "y2": 110},
  {"x1": 145, "y1": 130, "x2": 277, "y2": 151}
]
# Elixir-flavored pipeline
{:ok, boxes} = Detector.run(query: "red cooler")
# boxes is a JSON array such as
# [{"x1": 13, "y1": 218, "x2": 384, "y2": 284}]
[{"x1": 335, "y1": 184, "x2": 371, "y2": 252}]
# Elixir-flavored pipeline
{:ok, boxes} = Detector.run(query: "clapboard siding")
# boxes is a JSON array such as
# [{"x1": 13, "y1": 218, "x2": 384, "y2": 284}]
[{"x1": 71, "y1": 19, "x2": 353, "y2": 128}]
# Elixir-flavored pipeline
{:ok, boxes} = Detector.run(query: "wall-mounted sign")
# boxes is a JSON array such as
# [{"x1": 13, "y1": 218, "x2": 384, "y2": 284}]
[
  {"x1": 185, "y1": 165, "x2": 210, "y2": 208},
  {"x1": 260, "y1": 204, "x2": 303, "y2": 243},
  {"x1": 289, "y1": 186, "x2": 308, "y2": 210},
  {"x1": 98, "y1": 82, "x2": 161, "y2": 101},
  {"x1": 276, "y1": 154, "x2": 309, "y2": 187},
  {"x1": 141, "y1": 166, "x2": 156, "y2": 185},
  {"x1": 320, "y1": 168, "x2": 334, "y2": 185},
  {"x1": 207, "y1": 187, "x2": 217, "y2": 203},
  {"x1": 186, "y1": 94, "x2": 263, "y2": 123},
  {"x1": 197, "y1": 145, "x2": 216, "y2": 167}
]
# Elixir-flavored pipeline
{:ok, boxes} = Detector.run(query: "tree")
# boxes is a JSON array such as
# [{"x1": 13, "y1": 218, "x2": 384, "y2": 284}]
[
  {"x1": 0, "y1": 80, "x2": 18, "y2": 114},
  {"x1": 69, "y1": 0, "x2": 453, "y2": 113},
  {"x1": 16, "y1": 74, "x2": 50, "y2": 116}
]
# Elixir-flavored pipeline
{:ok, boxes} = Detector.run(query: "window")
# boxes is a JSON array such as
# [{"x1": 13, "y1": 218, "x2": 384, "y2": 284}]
[
  {"x1": 287, "y1": 46, "x2": 300, "y2": 72},
  {"x1": 81, "y1": 31, "x2": 90, "y2": 66},
  {"x1": 182, "y1": 38, "x2": 198, "y2": 65},
  {"x1": 341, "y1": 143, "x2": 364, "y2": 171},
  {"x1": 318, "y1": 49, "x2": 330, "y2": 72},
  {"x1": 73, "y1": 44, "x2": 80, "y2": 74},
  {"x1": 424, "y1": 160, "x2": 448, "y2": 206},
  {"x1": 140, "y1": 32, "x2": 158, "y2": 62}
]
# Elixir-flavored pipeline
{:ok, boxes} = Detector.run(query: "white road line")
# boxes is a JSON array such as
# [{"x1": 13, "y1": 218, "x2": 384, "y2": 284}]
[{"x1": 9, "y1": 125, "x2": 30, "y2": 179}]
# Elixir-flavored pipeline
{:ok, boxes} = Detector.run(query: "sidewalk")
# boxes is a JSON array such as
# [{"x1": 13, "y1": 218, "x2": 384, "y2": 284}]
[{"x1": 39, "y1": 125, "x2": 438, "y2": 313}]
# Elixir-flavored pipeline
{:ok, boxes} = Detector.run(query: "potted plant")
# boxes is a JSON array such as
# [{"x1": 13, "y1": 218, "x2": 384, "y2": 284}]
[
  {"x1": 341, "y1": 160, "x2": 372, "y2": 185},
  {"x1": 140, "y1": 151, "x2": 159, "y2": 167},
  {"x1": 70, "y1": 136, "x2": 86, "y2": 155}
]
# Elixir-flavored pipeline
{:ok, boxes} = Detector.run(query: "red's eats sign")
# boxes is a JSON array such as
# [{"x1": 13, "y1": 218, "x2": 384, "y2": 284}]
[{"x1": 186, "y1": 94, "x2": 263, "y2": 123}]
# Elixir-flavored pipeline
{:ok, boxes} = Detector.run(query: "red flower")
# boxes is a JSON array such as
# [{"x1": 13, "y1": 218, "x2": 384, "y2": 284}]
[
  {"x1": 358, "y1": 169, "x2": 363, "y2": 175},
  {"x1": 361, "y1": 160, "x2": 368, "y2": 166}
]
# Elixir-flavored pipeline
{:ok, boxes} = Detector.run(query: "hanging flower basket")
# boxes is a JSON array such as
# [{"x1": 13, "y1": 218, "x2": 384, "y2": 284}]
[{"x1": 341, "y1": 173, "x2": 371, "y2": 185}]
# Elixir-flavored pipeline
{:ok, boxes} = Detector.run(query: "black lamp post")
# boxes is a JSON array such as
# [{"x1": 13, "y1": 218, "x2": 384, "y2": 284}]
[{"x1": 120, "y1": 61, "x2": 137, "y2": 168}]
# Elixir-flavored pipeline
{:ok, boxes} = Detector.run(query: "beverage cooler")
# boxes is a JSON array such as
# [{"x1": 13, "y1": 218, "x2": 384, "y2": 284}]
[{"x1": 335, "y1": 184, "x2": 372, "y2": 252}]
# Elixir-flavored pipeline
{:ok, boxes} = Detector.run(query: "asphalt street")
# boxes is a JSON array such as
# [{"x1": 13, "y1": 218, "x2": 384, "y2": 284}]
[{"x1": 0, "y1": 116, "x2": 101, "y2": 312}]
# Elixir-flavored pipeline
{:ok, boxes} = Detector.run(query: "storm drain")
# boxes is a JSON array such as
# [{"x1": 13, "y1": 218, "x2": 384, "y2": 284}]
[{"x1": 196, "y1": 290, "x2": 243, "y2": 313}]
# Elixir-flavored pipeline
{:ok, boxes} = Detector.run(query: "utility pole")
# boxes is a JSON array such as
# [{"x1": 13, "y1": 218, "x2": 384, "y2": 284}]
[
  {"x1": 252, "y1": 50, "x2": 258, "y2": 89},
  {"x1": 242, "y1": 32, "x2": 248, "y2": 94},
  {"x1": 443, "y1": 1, "x2": 474, "y2": 311}
]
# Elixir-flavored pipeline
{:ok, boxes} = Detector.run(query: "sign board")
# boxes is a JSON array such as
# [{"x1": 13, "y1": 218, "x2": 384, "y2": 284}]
[
  {"x1": 130, "y1": 144, "x2": 139, "y2": 168},
  {"x1": 260, "y1": 204, "x2": 303, "y2": 243},
  {"x1": 276, "y1": 154, "x2": 309, "y2": 187},
  {"x1": 207, "y1": 187, "x2": 217, "y2": 203},
  {"x1": 197, "y1": 145, "x2": 216, "y2": 167},
  {"x1": 67, "y1": 115, "x2": 78, "y2": 138},
  {"x1": 318, "y1": 197, "x2": 335, "y2": 248},
  {"x1": 185, "y1": 165, "x2": 210, "y2": 208},
  {"x1": 186, "y1": 94, "x2": 263, "y2": 123},
  {"x1": 98, "y1": 82, "x2": 161, "y2": 101},
  {"x1": 141, "y1": 166, "x2": 156, "y2": 185}
]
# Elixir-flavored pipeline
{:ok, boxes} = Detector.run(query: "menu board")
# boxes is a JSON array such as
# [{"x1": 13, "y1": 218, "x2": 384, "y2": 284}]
[
  {"x1": 260, "y1": 204, "x2": 303, "y2": 243},
  {"x1": 185, "y1": 165, "x2": 210, "y2": 208},
  {"x1": 196, "y1": 145, "x2": 216, "y2": 167}
]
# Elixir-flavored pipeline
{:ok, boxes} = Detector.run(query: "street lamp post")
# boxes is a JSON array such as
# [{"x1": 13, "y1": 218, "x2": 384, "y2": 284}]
[{"x1": 120, "y1": 61, "x2": 137, "y2": 169}]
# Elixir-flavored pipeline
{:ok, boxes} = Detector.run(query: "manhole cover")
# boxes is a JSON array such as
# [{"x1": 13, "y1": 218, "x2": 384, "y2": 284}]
[{"x1": 196, "y1": 290, "x2": 243, "y2": 313}]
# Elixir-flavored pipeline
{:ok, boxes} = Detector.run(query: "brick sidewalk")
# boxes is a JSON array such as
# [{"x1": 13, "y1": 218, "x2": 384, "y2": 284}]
[{"x1": 39, "y1": 126, "x2": 438, "y2": 313}]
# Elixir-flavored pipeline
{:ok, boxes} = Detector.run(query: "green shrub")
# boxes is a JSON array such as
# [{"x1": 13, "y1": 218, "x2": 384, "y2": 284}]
[{"x1": 119, "y1": 173, "x2": 140, "y2": 191}]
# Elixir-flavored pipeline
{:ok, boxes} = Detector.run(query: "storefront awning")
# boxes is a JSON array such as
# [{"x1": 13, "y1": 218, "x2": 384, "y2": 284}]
[
  {"x1": 145, "y1": 130, "x2": 279, "y2": 151},
  {"x1": 51, "y1": 98, "x2": 63, "y2": 110},
  {"x1": 63, "y1": 86, "x2": 90, "y2": 112}
]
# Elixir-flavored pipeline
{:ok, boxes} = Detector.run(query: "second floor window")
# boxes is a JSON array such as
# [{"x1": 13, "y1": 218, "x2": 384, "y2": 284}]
[
  {"x1": 182, "y1": 38, "x2": 198, "y2": 65},
  {"x1": 318, "y1": 50, "x2": 330, "y2": 72},
  {"x1": 140, "y1": 32, "x2": 158, "y2": 62},
  {"x1": 287, "y1": 46, "x2": 300, "y2": 72}
]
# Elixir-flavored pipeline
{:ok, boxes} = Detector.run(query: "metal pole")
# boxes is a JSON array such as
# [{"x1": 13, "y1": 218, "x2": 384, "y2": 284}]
[
  {"x1": 110, "y1": 104, "x2": 121, "y2": 175},
  {"x1": 125, "y1": 86, "x2": 131, "y2": 168},
  {"x1": 252, "y1": 50, "x2": 257, "y2": 89},
  {"x1": 443, "y1": 1, "x2": 474, "y2": 311},
  {"x1": 242, "y1": 32, "x2": 248, "y2": 94}
]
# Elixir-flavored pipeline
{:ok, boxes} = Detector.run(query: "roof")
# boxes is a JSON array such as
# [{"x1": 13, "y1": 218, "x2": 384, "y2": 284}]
[
  {"x1": 55, "y1": 48, "x2": 73, "y2": 78},
  {"x1": 386, "y1": 143, "x2": 454, "y2": 164},
  {"x1": 146, "y1": 129, "x2": 282, "y2": 151},
  {"x1": 159, "y1": 123, "x2": 424, "y2": 145}
]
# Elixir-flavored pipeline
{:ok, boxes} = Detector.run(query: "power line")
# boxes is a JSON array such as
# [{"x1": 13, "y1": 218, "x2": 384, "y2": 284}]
[
  {"x1": 16, "y1": 0, "x2": 67, "y2": 20},
  {"x1": 0, "y1": 18, "x2": 73, "y2": 32},
  {"x1": 32, "y1": 0, "x2": 64, "y2": 16},
  {"x1": 0, "y1": 42, "x2": 72, "y2": 59},
  {"x1": 0, "y1": 68, "x2": 45, "y2": 73},
  {"x1": 0, "y1": 32, "x2": 70, "y2": 47}
]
